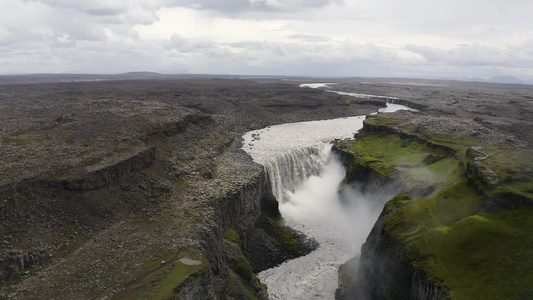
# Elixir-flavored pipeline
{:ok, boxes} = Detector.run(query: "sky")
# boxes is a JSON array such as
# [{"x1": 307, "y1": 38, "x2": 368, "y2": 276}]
[{"x1": 1, "y1": 0, "x2": 533, "y2": 80}]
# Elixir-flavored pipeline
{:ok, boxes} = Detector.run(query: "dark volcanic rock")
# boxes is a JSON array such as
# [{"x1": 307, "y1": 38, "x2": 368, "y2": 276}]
[{"x1": 338, "y1": 207, "x2": 447, "y2": 300}]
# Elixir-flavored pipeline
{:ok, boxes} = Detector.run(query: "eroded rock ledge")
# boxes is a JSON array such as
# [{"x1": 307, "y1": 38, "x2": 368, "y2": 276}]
[
  {"x1": 337, "y1": 197, "x2": 448, "y2": 300},
  {"x1": 2, "y1": 78, "x2": 355, "y2": 299}
]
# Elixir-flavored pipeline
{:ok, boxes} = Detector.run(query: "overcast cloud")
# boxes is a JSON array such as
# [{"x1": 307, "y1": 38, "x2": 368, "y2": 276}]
[{"x1": 1, "y1": 0, "x2": 533, "y2": 80}]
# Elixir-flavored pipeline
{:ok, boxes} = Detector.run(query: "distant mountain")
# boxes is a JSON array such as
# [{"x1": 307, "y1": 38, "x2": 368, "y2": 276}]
[
  {"x1": 487, "y1": 75, "x2": 522, "y2": 84},
  {"x1": 437, "y1": 75, "x2": 530, "y2": 85},
  {"x1": 118, "y1": 71, "x2": 165, "y2": 78}
]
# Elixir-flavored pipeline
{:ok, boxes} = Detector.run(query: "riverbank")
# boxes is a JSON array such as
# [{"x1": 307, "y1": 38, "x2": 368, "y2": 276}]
[{"x1": 334, "y1": 110, "x2": 533, "y2": 299}]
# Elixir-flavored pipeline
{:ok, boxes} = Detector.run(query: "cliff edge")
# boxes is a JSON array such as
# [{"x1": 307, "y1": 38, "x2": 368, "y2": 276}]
[{"x1": 334, "y1": 111, "x2": 533, "y2": 299}]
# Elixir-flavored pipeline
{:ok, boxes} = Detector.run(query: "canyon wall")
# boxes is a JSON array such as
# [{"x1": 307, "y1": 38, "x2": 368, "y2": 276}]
[{"x1": 333, "y1": 121, "x2": 451, "y2": 300}]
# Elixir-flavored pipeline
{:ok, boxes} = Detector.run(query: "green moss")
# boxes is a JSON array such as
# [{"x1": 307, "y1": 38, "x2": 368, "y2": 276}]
[
  {"x1": 1, "y1": 130, "x2": 50, "y2": 146},
  {"x1": 84, "y1": 157, "x2": 103, "y2": 167},
  {"x1": 229, "y1": 255, "x2": 253, "y2": 281},
  {"x1": 223, "y1": 227, "x2": 265, "y2": 300},
  {"x1": 223, "y1": 227, "x2": 241, "y2": 244},
  {"x1": 397, "y1": 199, "x2": 533, "y2": 299},
  {"x1": 346, "y1": 115, "x2": 533, "y2": 299},
  {"x1": 173, "y1": 180, "x2": 189, "y2": 191},
  {"x1": 112, "y1": 247, "x2": 209, "y2": 300},
  {"x1": 338, "y1": 129, "x2": 463, "y2": 195},
  {"x1": 259, "y1": 217, "x2": 300, "y2": 253},
  {"x1": 226, "y1": 271, "x2": 261, "y2": 300}
]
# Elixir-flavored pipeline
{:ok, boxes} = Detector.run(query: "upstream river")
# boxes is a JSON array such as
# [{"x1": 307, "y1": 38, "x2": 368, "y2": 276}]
[{"x1": 241, "y1": 84, "x2": 414, "y2": 299}]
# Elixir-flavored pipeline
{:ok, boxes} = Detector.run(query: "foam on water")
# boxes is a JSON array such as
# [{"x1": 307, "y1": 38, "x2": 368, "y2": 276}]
[
  {"x1": 241, "y1": 84, "x2": 415, "y2": 299},
  {"x1": 242, "y1": 116, "x2": 365, "y2": 166}
]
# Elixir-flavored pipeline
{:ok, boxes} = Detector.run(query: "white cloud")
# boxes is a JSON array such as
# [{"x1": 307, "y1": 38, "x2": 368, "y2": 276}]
[
  {"x1": 0, "y1": 0, "x2": 532, "y2": 81},
  {"x1": 405, "y1": 43, "x2": 533, "y2": 69},
  {"x1": 287, "y1": 34, "x2": 330, "y2": 43}
]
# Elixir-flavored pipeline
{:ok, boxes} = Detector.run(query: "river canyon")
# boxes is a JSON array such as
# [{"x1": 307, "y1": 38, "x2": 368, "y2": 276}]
[
  {"x1": 242, "y1": 88, "x2": 414, "y2": 299},
  {"x1": 1, "y1": 74, "x2": 533, "y2": 299}
]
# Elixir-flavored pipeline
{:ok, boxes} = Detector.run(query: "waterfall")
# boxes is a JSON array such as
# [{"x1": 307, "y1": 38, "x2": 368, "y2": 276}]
[
  {"x1": 257, "y1": 147, "x2": 388, "y2": 300},
  {"x1": 241, "y1": 116, "x2": 368, "y2": 300},
  {"x1": 264, "y1": 143, "x2": 330, "y2": 203},
  {"x1": 241, "y1": 85, "x2": 416, "y2": 299}
]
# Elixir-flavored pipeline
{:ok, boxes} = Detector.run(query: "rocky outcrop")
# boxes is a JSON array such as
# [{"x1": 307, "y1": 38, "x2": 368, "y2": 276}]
[
  {"x1": 387, "y1": 99, "x2": 428, "y2": 111},
  {"x1": 176, "y1": 143, "x2": 317, "y2": 299},
  {"x1": 0, "y1": 115, "x2": 213, "y2": 283},
  {"x1": 356, "y1": 119, "x2": 458, "y2": 159},
  {"x1": 174, "y1": 269, "x2": 220, "y2": 300},
  {"x1": 0, "y1": 144, "x2": 155, "y2": 282},
  {"x1": 52, "y1": 147, "x2": 156, "y2": 190},
  {"x1": 337, "y1": 202, "x2": 447, "y2": 300},
  {"x1": 160, "y1": 113, "x2": 213, "y2": 137},
  {"x1": 332, "y1": 143, "x2": 404, "y2": 195},
  {"x1": 466, "y1": 161, "x2": 533, "y2": 211},
  {"x1": 0, "y1": 248, "x2": 51, "y2": 280},
  {"x1": 333, "y1": 122, "x2": 449, "y2": 300}
]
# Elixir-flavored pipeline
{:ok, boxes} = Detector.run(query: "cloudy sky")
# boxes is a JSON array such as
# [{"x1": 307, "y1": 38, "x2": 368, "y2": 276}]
[{"x1": 1, "y1": 0, "x2": 533, "y2": 80}]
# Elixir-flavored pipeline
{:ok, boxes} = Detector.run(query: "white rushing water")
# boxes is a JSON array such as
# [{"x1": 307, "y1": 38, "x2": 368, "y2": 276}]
[
  {"x1": 242, "y1": 116, "x2": 365, "y2": 202},
  {"x1": 299, "y1": 82, "x2": 401, "y2": 102},
  {"x1": 241, "y1": 85, "x2": 414, "y2": 300},
  {"x1": 299, "y1": 83, "x2": 337, "y2": 89}
]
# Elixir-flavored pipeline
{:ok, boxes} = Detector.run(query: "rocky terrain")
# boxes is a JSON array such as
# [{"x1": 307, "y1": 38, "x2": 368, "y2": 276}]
[
  {"x1": 0, "y1": 75, "x2": 383, "y2": 299},
  {"x1": 1, "y1": 74, "x2": 533, "y2": 299},
  {"x1": 333, "y1": 96, "x2": 533, "y2": 298}
]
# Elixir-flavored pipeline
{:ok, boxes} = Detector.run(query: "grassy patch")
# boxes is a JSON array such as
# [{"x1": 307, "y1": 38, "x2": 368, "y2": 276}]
[
  {"x1": 259, "y1": 217, "x2": 300, "y2": 253},
  {"x1": 338, "y1": 129, "x2": 462, "y2": 194},
  {"x1": 1, "y1": 130, "x2": 50, "y2": 146},
  {"x1": 223, "y1": 227, "x2": 241, "y2": 245},
  {"x1": 222, "y1": 225, "x2": 265, "y2": 299},
  {"x1": 483, "y1": 148, "x2": 533, "y2": 187},
  {"x1": 113, "y1": 247, "x2": 209, "y2": 300},
  {"x1": 173, "y1": 180, "x2": 189, "y2": 191},
  {"x1": 346, "y1": 114, "x2": 533, "y2": 299},
  {"x1": 389, "y1": 189, "x2": 533, "y2": 299},
  {"x1": 225, "y1": 270, "x2": 262, "y2": 300}
]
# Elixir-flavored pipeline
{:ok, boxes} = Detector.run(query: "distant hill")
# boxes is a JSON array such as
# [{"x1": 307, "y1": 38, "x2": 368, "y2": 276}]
[
  {"x1": 487, "y1": 75, "x2": 523, "y2": 84},
  {"x1": 438, "y1": 75, "x2": 531, "y2": 85},
  {"x1": 118, "y1": 71, "x2": 166, "y2": 79}
]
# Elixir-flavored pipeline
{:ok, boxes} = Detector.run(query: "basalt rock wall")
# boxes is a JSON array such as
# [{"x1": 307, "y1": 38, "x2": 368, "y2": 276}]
[
  {"x1": 388, "y1": 99, "x2": 428, "y2": 111},
  {"x1": 176, "y1": 144, "x2": 316, "y2": 299},
  {"x1": 336, "y1": 206, "x2": 447, "y2": 300},
  {"x1": 333, "y1": 122, "x2": 449, "y2": 300}
]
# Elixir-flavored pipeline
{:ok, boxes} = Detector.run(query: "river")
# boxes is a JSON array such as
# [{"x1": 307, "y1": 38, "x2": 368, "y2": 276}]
[{"x1": 241, "y1": 84, "x2": 413, "y2": 299}]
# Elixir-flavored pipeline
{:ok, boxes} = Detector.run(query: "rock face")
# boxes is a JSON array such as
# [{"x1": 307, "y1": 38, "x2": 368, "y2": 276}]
[
  {"x1": 53, "y1": 146, "x2": 156, "y2": 190},
  {"x1": 387, "y1": 98, "x2": 428, "y2": 111},
  {"x1": 333, "y1": 105, "x2": 533, "y2": 299},
  {"x1": 175, "y1": 144, "x2": 317, "y2": 299},
  {"x1": 0, "y1": 127, "x2": 313, "y2": 299},
  {"x1": 333, "y1": 120, "x2": 449, "y2": 300},
  {"x1": 336, "y1": 206, "x2": 447, "y2": 300},
  {"x1": 332, "y1": 150, "x2": 442, "y2": 300},
  {"x1": 333, "y1": 144, "x2": 404, "y2": 195},
  {"x1": 0, "y1": 249, "x2": 51, "y2": 281}
]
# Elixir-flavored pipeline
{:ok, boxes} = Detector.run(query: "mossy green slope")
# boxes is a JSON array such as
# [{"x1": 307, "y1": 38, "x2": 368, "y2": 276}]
[
  {"x1": 112, "y1": 247, "x2": 209, "y2": 300},
  {"x1": 222, "y1": 226, "x2": 266, "y2": 300},
  {"x1": 336, "y1": 113, "x2": 533, "y2": 299}
]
